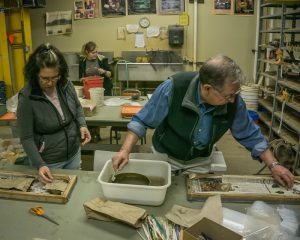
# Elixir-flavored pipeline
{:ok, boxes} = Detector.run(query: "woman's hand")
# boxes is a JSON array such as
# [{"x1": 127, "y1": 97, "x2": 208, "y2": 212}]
[
  {"x1": 80, "y1": 126, "x2": 91, "y2": 146},
  {"x1": 98, "y1": 68, "x2": 111, "y2": 77},
  {"x1": 98, "y1": 68, "x2": 106, "y2": 75},
  {"x1": 38, "y1": 166, "x2": 54, "y2": 184}
]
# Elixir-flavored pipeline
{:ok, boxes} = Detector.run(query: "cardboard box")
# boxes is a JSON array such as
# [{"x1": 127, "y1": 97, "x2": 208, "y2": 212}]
[
  {"x1": 183, "y1": 217, "x2": 242, "y2": 240},
  {"x1": 79, "y1": 99, "x2": 96, "y2": 117}
]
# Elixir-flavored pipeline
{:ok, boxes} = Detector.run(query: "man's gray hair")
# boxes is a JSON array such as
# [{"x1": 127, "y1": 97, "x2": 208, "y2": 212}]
[{"x1": 199, "y1": 54, "x2": 244, "y2": 91}]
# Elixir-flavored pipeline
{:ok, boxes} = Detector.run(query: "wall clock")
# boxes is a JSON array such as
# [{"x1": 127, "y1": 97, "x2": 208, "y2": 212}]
[{"x1": 139, "y1": 17, "x2": 150, "y2": 28}]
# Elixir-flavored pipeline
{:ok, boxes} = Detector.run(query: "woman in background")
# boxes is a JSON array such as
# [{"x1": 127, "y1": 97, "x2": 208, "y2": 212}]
[
  {"x1": 17, "y1": 43, "x2": 91, "y2": 183},
  {"x1": 79, "y1": 41, "x2": 113, "y2": 96}
]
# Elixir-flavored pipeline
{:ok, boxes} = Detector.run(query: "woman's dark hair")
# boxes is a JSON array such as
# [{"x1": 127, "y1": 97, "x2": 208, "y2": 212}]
[
  {"x1": 81, "y1": 41, "x2": 97, "y2": 57},
  {"x1": 24, "y1": 43, "x2": 69, "y2": 88},
  {"x1": 199, "y1": 54, "x2": 244, "y2": 91}
]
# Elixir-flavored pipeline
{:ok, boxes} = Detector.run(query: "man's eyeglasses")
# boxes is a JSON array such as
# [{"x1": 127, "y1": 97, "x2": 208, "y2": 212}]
[
  {"x1": 39, "y1": 75, "x2": 60, "y2": 83},
  {"x1": 213, "y1": 87, "x2": 241, "y2": 101}
]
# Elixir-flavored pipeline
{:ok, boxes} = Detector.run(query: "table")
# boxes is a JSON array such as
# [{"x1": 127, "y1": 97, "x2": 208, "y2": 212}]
[
  {"x1": 0, "y1": 165, "x2": 299, "y2": 240},
  {"x1": 85, "y1": 97, "x2": 148, "y2": 127}
]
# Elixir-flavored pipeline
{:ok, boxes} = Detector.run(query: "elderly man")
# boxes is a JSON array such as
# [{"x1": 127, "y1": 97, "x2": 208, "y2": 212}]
[{"x1": 112, "y1": 54, "x2": 294, "y2": 188}]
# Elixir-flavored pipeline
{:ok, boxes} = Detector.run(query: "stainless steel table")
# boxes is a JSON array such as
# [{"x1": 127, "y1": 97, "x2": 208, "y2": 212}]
[{"x1": 0, "y1": 165, "x2": 299, "y2": 240}]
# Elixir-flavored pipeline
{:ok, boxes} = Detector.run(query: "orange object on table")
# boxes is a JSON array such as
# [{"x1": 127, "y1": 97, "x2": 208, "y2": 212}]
[
  {"x1": 0, "y1": 112, "x2": 17, "y2": 121},
  {"x1": 121, "y1": 105, "x2": 143, "y2": 118}
]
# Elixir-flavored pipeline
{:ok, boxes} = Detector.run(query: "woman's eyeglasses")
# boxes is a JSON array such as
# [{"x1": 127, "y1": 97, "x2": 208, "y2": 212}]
[{"x1": 39, "y1": 75, "x2": 60, "y2": 83}]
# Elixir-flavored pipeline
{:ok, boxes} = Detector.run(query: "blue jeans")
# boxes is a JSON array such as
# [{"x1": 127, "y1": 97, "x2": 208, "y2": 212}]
[{"x1": 47, "y1": 148, "x2": 81, "y2": 170}]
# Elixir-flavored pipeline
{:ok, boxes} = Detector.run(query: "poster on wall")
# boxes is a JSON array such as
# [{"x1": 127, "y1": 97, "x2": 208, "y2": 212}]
[
  {"x1": 101, "y1": 0, "x2": 126, "y2": 17},
  {"x1": 234, "y1": 0, "x2": 254, "y2": 15},
  {"x1": 212, "y1": 0, "x2": 233, "y2": 15},
  {"x1": 73, "y1": 0, "x2": 99, "y2": 20},
  {"x1": 46, "y1": 11, "x2": 72, "y2": 36},
  {"x1": 159, "y1": 0, "x2": 185, "y2": 15},
  {"x1": 128, "y1": 0, "x2": 156, "y2": 15}
]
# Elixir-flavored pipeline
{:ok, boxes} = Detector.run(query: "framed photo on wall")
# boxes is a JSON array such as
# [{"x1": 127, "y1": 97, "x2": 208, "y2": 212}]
[
  {"x1": 73, "y1": 0, "x2": 99, "y2": 20},
  {"x1": 128, "y1": 0, "x2": 156, "y2": 15},
  {"x1": 212, "y1": 0, "x2": 233, "y2": 15},
  {"x1": 101, "y1": 0, "x2": 126, "y2": 17},
  {"x1": 234, "y1": 0, "x2": 254, "y2": 15},
  {"x1": 159, "y1": 0, "x2": 185, "y2": 15}
]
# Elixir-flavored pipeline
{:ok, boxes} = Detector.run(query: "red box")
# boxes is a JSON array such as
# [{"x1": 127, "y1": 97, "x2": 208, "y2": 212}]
[
  {"x1": 82, "y1": 76, "x2": 104, "y2": 99},
  {"x1": 121, "y1": 105, "x2": 143, "y2": 118}
]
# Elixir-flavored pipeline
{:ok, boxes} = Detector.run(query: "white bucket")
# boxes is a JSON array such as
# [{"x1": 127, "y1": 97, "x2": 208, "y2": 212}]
[
  {"x1": 89, "y1": 87, "x2": 105, "y2": 108},
  {"x1": 74, "y1": 86, "x2": 83, "y2": 98},
  {"x1": 241, "y1": 85, "x2": 259, "y2": 110}
]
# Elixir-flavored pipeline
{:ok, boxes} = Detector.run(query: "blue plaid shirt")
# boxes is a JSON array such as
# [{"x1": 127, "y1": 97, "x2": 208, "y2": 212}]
[{"x1": 128, "y1": 79, "x2": 268, "y2": 159}]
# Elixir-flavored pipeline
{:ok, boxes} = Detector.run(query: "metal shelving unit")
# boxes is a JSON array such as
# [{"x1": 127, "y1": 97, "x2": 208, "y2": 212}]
[{"x1": 255, "y1": 1, "x2": 300, "y2": 174}]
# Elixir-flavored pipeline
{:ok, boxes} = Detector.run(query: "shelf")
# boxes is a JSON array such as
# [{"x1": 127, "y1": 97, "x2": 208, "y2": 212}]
[
  {"x1": 284, "y1": 9, "x2": 300, "y2": 16},
  {"x1": 261, "y1": 3, "x2": 282, "y2": 8},
  {"x1": 260, "y1": 72, "x2": 277, "y2": 81},
  {"x1": 275, "y1": 96, "x2": 300, "y2": 113},
  {"x1": 284, "y1": 28, "x2": 300, "y2": 33},
  {"x1": 257, "y1": 2, "x2": 300, "y2": 172},
  {"x1": 278, "y1": 79, "x2": 300, "y2": 92},
  {"x1": 258, "y1": 111, "x2": 298, "y2": 151},
  {"x1": 260, "y1": 14, "x2": 282, "y2": 19},
  {"x1": 258, "y1": 98, "x2": 273, "y2": 112},
  {"x1": 259, "y1": 58, "x2": 280, "y2": 65},
  {"x1": 258, "y1": 44, "x2": 276, "y2": 50},
  {"x1": 260, "y1": 29, "x2": 282, "y2": 33},
  {"x1": 258, "y1": 111, "x2": 272, "y2": 126},
  {"x1": 274, "y1": 110, "x2": 300, "y2": 134}
]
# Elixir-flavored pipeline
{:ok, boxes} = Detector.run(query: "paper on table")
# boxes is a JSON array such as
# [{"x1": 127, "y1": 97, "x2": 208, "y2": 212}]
[
  {"x1": 135, "y1": 32, "x2": 145, "y2": 48},
  {"x1": 165, "y1": 195, "x2": 223, "y2": 228},
  {"x1": 104, "y1": 97, "x2": 131, "y2": 106},
  {"x1": 83, "y1": 197, "x2": 147, "y2": 228},
  {"x1": 104, "y1": 98, "x2": 142, "y2": 106}
]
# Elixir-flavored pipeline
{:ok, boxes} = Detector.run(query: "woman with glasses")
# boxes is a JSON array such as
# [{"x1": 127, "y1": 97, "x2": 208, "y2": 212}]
[
  {"x1": 17, "y1": 43, "x2": 91, "y2": 183},
  {"x1": 112, "y1": 54, "x2": 294, "y2": 188}
]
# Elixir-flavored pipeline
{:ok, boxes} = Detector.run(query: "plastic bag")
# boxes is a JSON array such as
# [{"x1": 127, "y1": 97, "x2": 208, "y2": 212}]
[
  {"x1": 6, "y1": 93, "x2": 18, "y2": 113},
  {"x1": 243, "y1": 201, "x2": 299, "y2": 240}
]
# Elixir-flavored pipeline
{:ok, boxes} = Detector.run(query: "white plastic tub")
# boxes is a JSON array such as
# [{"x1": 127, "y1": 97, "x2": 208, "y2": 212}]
[{"x1": 98, "y1": 159, "x2": 171, "y2": 206}]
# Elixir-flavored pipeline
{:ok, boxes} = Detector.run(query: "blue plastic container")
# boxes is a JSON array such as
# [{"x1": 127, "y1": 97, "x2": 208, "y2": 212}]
[{"x1": 248, "y1": 110, "x2": 259, "y2": 122}]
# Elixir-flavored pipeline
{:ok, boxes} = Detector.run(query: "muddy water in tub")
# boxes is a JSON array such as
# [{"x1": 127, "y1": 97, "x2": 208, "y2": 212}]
[{"x1": 110, "y1": 173, "x2": 165, "y2": 186}]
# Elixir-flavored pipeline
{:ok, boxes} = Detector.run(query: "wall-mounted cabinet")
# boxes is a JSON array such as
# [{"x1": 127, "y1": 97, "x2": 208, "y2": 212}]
[{"x1": 255, "y1": 1, "x2": 300, "y2": 174}]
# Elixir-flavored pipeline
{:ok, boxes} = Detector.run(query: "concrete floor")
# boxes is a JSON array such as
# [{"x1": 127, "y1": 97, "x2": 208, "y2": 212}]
[{"x1": 0, "y1": 124, "x2": 270, "y2": 175}]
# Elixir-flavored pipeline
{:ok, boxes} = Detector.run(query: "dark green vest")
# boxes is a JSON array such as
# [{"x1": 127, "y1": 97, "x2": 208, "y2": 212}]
[{"x1": 152, "y1": 72, "x2": 237, "y2": 162}]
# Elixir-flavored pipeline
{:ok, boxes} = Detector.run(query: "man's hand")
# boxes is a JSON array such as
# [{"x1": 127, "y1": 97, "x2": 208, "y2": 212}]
[
  {"x1": 260, "y1": 148, "x2": 294, "y2": 188},
  {"x1": 80, "y1": 127, "x2": 91, "y2": 146},
  {"x1": 270, "y1": 164, "x2": 294, "y2": 188},
  {"x1": 38, "y1": 166, "x2": 54, "y2": 184},
  {"x1": 111, "y1": 130, "x2": 141, "y2": 170},
  {"x1": 112, "y1": 150, "x2": 129, "y2": 171}
]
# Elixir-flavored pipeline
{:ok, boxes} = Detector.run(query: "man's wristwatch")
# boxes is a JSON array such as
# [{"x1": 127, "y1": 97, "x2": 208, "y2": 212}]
[{"x1": 268, "y1": 161, "x2": 281, "y2": 170}]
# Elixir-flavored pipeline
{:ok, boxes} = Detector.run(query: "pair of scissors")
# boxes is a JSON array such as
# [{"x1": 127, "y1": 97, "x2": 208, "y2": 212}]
[{"x1": 29, "y1": 206, "x2": 59, "y2": 225}]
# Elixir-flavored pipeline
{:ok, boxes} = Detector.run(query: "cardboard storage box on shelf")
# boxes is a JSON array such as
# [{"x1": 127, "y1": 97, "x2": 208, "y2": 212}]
[{"x1": 183, "y1": 217, "x2": 242, "y2": 240}]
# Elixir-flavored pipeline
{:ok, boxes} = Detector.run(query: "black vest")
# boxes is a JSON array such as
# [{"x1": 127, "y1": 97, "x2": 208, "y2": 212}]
[{"x1": 152, "y1": 72, "x2": 238, "y2": 162}]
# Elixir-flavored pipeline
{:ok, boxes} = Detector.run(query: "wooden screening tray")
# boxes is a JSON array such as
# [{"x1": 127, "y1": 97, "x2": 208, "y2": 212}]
[
  {"x1": 121, "y1": 105, "x2": 143, "y2": 118},
  {"x1": 187, "y1": 174, "x2": 300, "y2": 202},
  {"x1": 0, "y1": 170, "x2": 77, "y2": 203}
]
